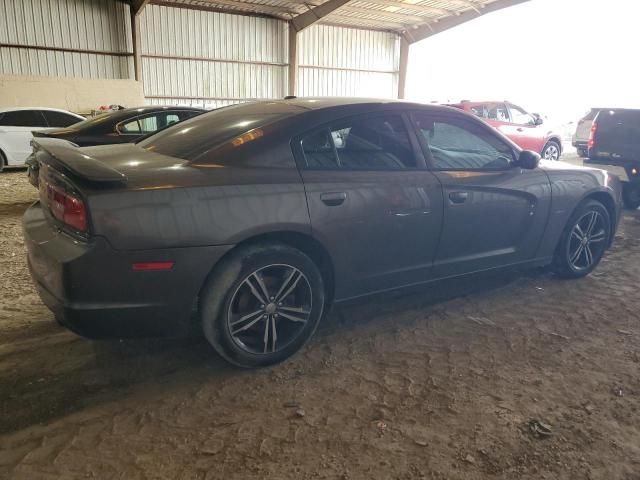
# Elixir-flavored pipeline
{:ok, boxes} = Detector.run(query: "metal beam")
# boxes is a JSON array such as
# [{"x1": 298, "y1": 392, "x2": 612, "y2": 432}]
[
  {"x1": 286, "y1": 0, "x2": 452, "y2": 17},
  {"x1": 130, "y1": 6, "x2": 142, "y2": 81},
  {"x1": 404, "y1": 0, "x2": 531, "y2": 44},
  {"x1": 152, "y1": 0, "x2": 283, "y2": 20},
  {"x1": 288, "y1": 26, "x2": 298, "y2": 96},
  {"x1": 397, "y1": 36, "x2": 409, "y2": 99},
  {"x1": 320, "y1": 15, "x2": 407, "y2": 31},
  {"x1": 193, "y1": 0, "x2": 298, "y2": 17},
  {"x1": 130, "y1": 0, "x2": 151, "y2": 16},
  {"x1": 290, "y1": 0, "x2": 353, "y2": 32}
]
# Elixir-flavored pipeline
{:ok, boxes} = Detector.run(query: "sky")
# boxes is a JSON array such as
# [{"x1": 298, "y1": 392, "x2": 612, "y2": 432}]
[{"x1": 405, "y1": 0, "x2": 640, "y2": 124}]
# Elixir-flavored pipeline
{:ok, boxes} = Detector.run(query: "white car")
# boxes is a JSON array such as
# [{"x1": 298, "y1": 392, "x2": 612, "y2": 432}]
[{"x1": 0, "y1": 107, "x2": 85, "y2": 171}]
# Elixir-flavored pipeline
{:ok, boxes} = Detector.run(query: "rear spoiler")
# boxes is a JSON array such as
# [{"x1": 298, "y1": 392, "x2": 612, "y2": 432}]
[{"x1": 32, "y1": 138, "x2": 126, "y2": 183}]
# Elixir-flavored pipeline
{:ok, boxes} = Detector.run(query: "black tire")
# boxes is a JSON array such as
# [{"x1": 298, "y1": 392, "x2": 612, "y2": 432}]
[
  {"x1": 0, "y1": 150, "x2": 5, "y2": 173},
  {"x1": 200, "y1": 243, "x2": 325, "y2": 368},
  {"x1": 577, "y1": 147, "x2": 588, "y2": 158},
  {"x1": 622, "y1": 183, "x2": 640, "y2": 210},
  {"x1": 541, "y1": 140, "x2": 561, "y2": 161},
  {"x1": 552, "y1": 199, "x2": 611, "y2": 278}
]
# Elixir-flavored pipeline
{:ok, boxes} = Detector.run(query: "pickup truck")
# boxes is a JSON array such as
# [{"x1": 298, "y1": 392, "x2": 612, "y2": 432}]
[{"x1": 585, "y1": 108, "x2": 640, "y2": 209}]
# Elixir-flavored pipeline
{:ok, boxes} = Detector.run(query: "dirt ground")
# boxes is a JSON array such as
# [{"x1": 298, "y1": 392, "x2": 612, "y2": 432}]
[{"x1": 1, "y1": 161, "x2": 640, "y2": 480}]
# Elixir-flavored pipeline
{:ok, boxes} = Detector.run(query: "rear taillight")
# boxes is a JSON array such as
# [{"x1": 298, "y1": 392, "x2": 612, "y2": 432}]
[
  {"x1": 45, "y1": 183, "x2": 88, "y2": 232},
  {"x1": 587, "y1": 121, "x2": 597, "y2": 150}
]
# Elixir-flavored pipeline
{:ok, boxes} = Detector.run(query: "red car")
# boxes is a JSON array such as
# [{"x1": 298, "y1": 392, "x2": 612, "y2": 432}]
[{"x1": 449, "y1": 101, "x2": 563, "y2": 160}]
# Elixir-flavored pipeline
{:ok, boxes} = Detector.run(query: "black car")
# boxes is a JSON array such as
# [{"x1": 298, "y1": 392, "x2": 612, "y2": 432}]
[
  {"x1": 585, "y1": 108, "x2": 640, "y2": 209},
  {"x1": 32, "y1": 106, "x2": 206, "y2": 146},
  {"x1": 24, "y1": 98, "x2": 622, "y2": 368}
]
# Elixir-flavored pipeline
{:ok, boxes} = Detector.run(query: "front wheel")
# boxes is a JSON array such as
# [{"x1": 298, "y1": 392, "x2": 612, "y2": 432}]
[
  {"x1": 552, "y1": 199, "x2": 611, "y2": 278},
  {"x1": 542, "y1": 140, "x2": 561, "y2": 161},
  {"x1": 200, "y1": 243, "x2": 325, "y2": 368},
  {"x1": 622, "y1": 183, "x2": 640, "y2": 210}
]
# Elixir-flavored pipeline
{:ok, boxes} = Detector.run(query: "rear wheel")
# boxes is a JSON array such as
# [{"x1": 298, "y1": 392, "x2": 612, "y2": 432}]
[
  {"x1": 577, "y1": 147, "x2": 588, "y2": 158},
  {"x1": 552, "y1": 199, "x2": 611, "y2": 278},
  {"x1": 622, "y1": 183, "x2": 640, "y2": 210},
  {"x1": 542, "y1": 140, "x2": 561, "y2": 161},
  {"x1": 200, "y1": 243, "x2": 325, "y2": 368},
  {"x1": 0, "y1": 150, "x2": 6, "y2": 172}
]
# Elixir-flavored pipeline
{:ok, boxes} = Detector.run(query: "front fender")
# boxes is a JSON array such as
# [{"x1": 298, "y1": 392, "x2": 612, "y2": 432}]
[{"x1": 535, "y1": 167, "x2": 620, "y2": 259}]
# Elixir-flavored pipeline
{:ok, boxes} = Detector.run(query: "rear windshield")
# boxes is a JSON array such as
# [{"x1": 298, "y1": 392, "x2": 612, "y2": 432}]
[
  {"x1": 583, "y1": 109, "x2": 599, "y2": 121},
  {"x1": 137, "y1": 103, "x2": 294, "y2": 160},
  {"x1": 65, "y1": 111, "x2": 118, "y2": 130}
]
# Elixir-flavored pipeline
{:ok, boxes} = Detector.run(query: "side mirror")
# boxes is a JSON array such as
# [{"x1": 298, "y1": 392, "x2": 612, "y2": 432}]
[
  {"x1": 533, "y1": 113, "x2": 544, "y2": 126},
  {"x1": 516, "y1": 150, "x2": 541, "y2": 169}
]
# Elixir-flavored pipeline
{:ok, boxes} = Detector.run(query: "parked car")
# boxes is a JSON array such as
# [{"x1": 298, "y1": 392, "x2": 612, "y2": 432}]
[
  {"x1": 449, "y1": 101, "x2": 563, "y2": 161},
  {"x1": 584, "y1": 108, "x2": 640, "y2": 209},
  {"x1": 573, "y1": 108, "x2": 600, "y2": 158},
  {"x1": 31, "y1": 106, "x2": 206, "y2": 146},
  {"x1": 24, "y1": 98, "x2": 621, "y2": 368},
  {"x1": 0, "y1": 107, "x2": 84, "y2": 171}
]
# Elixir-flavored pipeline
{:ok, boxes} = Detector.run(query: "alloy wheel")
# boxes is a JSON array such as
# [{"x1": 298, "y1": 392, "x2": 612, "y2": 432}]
[
  {"x1": 567, "y1": 210, "x2": 607, "y2": 271},
  {"x1": 543, "y1": 144, "x2": 560, "y2": 161},
  {"x1": 227, "y1": 264, "x2": 312, "y2": 355}
]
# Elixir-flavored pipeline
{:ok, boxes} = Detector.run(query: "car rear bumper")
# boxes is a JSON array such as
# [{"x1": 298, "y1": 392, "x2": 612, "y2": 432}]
[
  {"x1": 584, "y1": 159, "x2": 637, "y2": 183},
  {"x1": 23, "y1": 201, "x2": 232, "y2": 339}
]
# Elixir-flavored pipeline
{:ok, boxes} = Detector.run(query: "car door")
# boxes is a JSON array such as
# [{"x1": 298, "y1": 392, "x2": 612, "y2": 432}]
[
  {"x1": 294, "y1": 111, "x2": 444, "y2": 300},
  {"x1": 410, "y1": 110, "x2": 551, "y2": 278},
  {"x1": 0, "y1": 110, "x2": 48, "y2": 165},
  {"x1": 506, "y1": 103, "x2": 543, "y2": 152}
]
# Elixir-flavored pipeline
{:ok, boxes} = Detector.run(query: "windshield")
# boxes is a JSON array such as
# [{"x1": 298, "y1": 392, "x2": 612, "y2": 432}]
[{"x1": 138, "y1": 103, "x2": 294, "y2": 161}]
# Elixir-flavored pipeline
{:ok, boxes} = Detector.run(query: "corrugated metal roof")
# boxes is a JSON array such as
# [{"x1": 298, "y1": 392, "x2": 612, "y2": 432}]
[{"x1": 152, "y1": 0, "x2": 527, "y2": 33}]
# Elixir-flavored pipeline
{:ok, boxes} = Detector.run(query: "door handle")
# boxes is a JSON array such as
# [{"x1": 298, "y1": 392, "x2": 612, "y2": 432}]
[
  {"x1": 320, "y1": 192, "x2": 347, "y2": 206},
  {"x1": 448, "y1": 191, "x2": 468, "y2": 204},
  {"x1": 517, "y1": 127, "x2": 524, "y2": 132}
]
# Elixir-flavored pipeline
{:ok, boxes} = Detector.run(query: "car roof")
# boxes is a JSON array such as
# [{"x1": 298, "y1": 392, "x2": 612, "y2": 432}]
[
  {"x1": 278, "y1": 97, "x2": 430, "y2": 110},
  {"x1": 217, "y1": 97, "x2": 459, "y2": 118},
  {"x1": 0, "y1": 106, "x2": 84, "y2": 115}
]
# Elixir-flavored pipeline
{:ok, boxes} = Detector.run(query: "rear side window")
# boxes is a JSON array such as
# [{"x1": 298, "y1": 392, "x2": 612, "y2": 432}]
[
  {"x1": 486, "y1": 103, "x2": 510, "y2": 122},
  {"x1": 120, "y1": 119, "x2": 142, "y2": 134},
  {"x1": 119, "y1": 112, "x2": 197, "y2": 136},
  {"x1": 300, "y1": 114, "x2": 416, "y2": 170},
  {"x1": 42, "y1": 111, "x2": 82, "y2": 127},
  {"x1": 0, "y1": 110, "x2": 47, "y2": 127}
]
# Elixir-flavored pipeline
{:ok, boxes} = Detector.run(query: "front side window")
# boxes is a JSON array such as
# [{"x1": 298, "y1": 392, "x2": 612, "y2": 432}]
[
  {"x1": 508, "y1": 104, "x2": 535, "y2": 126},
  {"x1": 42, "y1": 111, "x2": 82, "y2": 127},
  {"x1": 0, "y1": 110, "x2": 47, "y2": 127},
  {"x1": 300, "y1": 114, "x2": 416, "y2": 170},
  {"x1": 413, "y1": 113, "x2": 514, "y2": 170}
]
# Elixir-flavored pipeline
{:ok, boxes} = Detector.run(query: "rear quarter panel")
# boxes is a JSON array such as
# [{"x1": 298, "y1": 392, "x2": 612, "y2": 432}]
[{"x1": 87, "y1": 141, "x2": 311, "y2": 250}]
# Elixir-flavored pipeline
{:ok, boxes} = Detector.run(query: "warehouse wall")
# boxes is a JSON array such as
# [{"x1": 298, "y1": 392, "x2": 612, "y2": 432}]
[
  {"x1": 0, "y1": 75, "x2": 143, "y2": 114},
  {"x1": 296, "y1": 25, "x2": 400, "y2": 98},
  {"x1": 0, "y1": 0, "x2": 133, "y2": 79},
  {"x1": 0, "y1": 0, "x2": 401, "y2": 108},
  {"x1": 139, "y1": 4, "x2": 288, "y2": 109}
]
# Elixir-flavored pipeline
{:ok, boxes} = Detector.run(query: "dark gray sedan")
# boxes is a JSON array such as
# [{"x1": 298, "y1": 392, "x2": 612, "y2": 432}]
[{"x1": 23, "y1": 98, "x2": 622, "y2": 367}]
